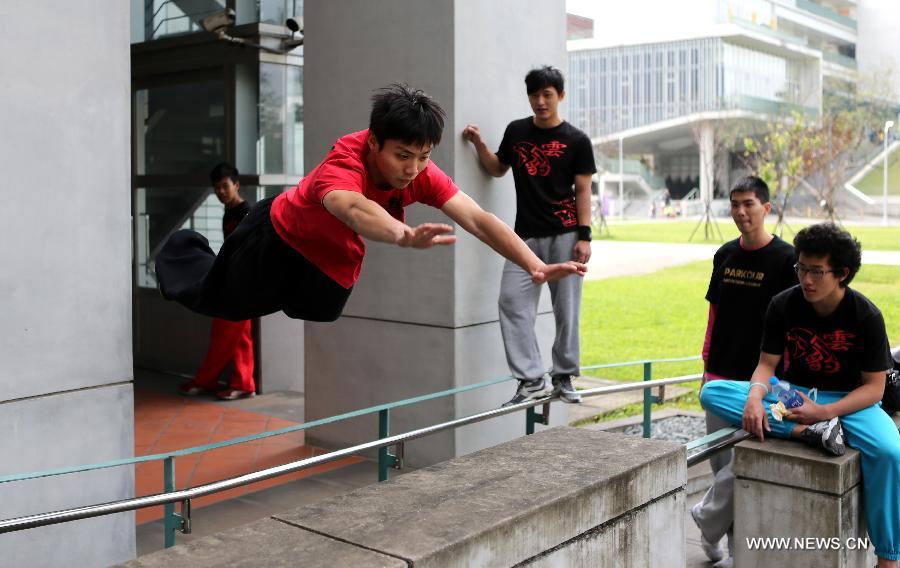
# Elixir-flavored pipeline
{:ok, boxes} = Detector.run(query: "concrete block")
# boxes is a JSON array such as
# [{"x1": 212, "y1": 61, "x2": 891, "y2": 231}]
[
  {"x1": 259, "y1": 311, "x2": 304, "y2": 393},
  {"x1": 276, "y1": 427, "x2": 685, "y2": 567},
  {"x1": 120, "y1": 518, "x2": 405, "y2": 568},
  {"x1": 733, "y1": 438, "x2": 861, "y2": 494},
  {"x1": 733, "y1": 437, "x2": 876, "y2": 567},
  {"x1": 522, "y1": 491, "x2": 685, "y2": 568}
]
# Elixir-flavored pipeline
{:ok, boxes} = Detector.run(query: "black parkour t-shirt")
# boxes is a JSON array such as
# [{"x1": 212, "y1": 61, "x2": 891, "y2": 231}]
[
  {"x1": 761, "y1": 286, "x2": 893, "y2": 391},
  {"x1": 706, "y1": 236, "x2": 798, "y2": 380},
  {"x1": 496, "y1": 118, "x2": 597, "y2": 238},
  {"x1": 223, "y1": 201, "x2": 250, "y2": 239}
]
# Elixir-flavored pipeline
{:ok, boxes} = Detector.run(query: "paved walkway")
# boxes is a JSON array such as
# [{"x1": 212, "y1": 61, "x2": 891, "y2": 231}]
[{"x1": 586, "y1": 240, "x2": 900, "y2": 282}]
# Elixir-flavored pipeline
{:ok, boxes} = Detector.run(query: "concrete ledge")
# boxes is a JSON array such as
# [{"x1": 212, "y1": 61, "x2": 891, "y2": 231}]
[
  {"x1": 276, "y1": 427, "x2": 685, "y2": 567},
  {"x1": 734, "y1": 438, "x2": 862, "y2": 494},
  {"x1": 120, "y1": 518, "x2": 405, "y2": 567},
  {"x1": 127, "y1": 427, "x2": 686, "y2": 567}
]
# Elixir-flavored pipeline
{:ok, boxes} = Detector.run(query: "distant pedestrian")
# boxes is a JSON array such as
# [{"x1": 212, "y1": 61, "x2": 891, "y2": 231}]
[{"x1": 179, "y1": 163, "x2": 256, "y2": 400}]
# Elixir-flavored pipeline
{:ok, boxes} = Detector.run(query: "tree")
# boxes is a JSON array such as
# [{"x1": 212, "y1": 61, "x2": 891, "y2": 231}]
[
  {"x1": 741, "y1": 72, "x2": 895, "y2": 233},
  {"x1": 741, "y1": 112, "x2": 821, "y2": 235}
]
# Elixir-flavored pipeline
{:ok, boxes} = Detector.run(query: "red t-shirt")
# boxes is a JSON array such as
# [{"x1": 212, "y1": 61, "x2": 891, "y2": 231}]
[{"x1": 270, "y1": 130, "x2": 459, "y2": 289}]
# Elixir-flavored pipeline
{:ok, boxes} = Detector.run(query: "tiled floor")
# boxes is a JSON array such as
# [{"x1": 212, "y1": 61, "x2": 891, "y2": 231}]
[{"x1": 134, "y1": 389, "x2": 362, "y2": 524}]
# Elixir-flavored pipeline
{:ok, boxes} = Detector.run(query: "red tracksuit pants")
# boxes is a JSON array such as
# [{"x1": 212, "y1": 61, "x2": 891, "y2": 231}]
[{"x1": 194, "y1": 318, "x2": 255, "y2": 392}]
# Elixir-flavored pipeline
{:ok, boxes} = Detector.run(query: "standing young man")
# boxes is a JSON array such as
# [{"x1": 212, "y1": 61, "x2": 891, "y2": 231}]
[
  {"x1": 156, "y1": 84, "x2": 586, "y2": 323},
  {"x1": 691, "y1": 176, "x2": 797, "y2": 567},
  {"x1": 702, "y1": 223, "x2": 899, "y2": 567},
  {"x1": 462, "y1": 66, "x2": 596, "y2": 407},
  {"x1": 178, "y1": 163, "x2": 256, "y2": 400}
]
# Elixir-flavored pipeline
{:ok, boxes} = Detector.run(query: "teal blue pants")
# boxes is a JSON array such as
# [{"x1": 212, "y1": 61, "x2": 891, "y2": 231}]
[{"x1": 701, "y1": 380, "x2": 900, "y2": 561}]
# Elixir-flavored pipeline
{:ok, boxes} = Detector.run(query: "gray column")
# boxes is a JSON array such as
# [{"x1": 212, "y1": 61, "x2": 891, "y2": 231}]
[
  {"x1": 0, "y1": 2, "x2": 135, "y2": 565},
  {"x1": 303, "y1": 0, "x2": 569, "y2": 466}
]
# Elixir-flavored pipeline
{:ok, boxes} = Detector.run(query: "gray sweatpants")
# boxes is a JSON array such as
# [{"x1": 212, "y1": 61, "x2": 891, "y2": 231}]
[
  {"x1": 498, "y1": 231, "x2": 582, "y2": 380},
  {"x1": 693, "y1": 411, "x2": 735, "y2": 552}
]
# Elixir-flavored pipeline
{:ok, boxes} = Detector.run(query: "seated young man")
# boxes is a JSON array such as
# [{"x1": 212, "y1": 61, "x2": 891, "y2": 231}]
[
  {"x1": 701, "y1": 223, "x2": 899, "y2": 567},
  {"x1": 155, "y1": 84, "x2": 586, "y2": 322}
]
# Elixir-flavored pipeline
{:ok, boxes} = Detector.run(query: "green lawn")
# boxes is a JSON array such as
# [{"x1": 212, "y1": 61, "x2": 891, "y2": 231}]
[
  {"x1": 595, "y1": 220, "x2": 900, "y2": 251},
  {"x1": 579, "y1": 262, "x2": 900, "y2": 417},
  {"x1": 855, "y1": 148, "x2": 900, "y2": 196}
]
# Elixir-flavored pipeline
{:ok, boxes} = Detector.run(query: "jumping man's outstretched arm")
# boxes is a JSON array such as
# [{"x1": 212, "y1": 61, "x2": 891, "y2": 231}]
[
  {"x1": 323, "y1": 190, "x2": 456, "y2": 248},
  {"x1": 440, "y1": 191, "x2": 586, "y2": 284}
]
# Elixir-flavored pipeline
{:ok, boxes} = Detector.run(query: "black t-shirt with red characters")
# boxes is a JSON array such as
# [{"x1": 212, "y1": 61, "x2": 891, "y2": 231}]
[
  {"x1": 761, "y1": 286, "x2": 893, "y2": 391},
  {"x1": 223, "y1": 201, "x2": 250, "y2": 239},
  {"x1": 496, "y1": 118, "x2": 596, "y2": 239}
]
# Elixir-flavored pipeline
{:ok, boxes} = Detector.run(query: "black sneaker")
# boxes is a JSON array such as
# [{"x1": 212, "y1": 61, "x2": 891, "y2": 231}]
[
  {"x1": 800, "y1": 417, "x2": 846, "y2": 456},
  {"x1": 502, "y1": 377, "x2": 553, "y2": 407},
  {"x1": 551, "y1": 375, "x2": 581, "y2": 404}
]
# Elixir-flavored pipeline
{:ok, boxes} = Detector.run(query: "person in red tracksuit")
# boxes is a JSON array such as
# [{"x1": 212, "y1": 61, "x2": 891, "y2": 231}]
[{"x1": 179, "y1": 162, "x2": 256, "y2": 401}]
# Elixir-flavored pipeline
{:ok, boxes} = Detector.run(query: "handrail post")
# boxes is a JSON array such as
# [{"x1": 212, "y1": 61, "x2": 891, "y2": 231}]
[
  {"x1": 643, "y1": 362, "x2": 653, "y2": 438},
  {"x1": 163, "y1": 457, "x2": 177, "y2": 548},
  {"x1": 377, "y1": 409, "x2": 392, "y2": 482},
  {"x1": 525, "y1": 406, "x2": 537, "y2": 435}
]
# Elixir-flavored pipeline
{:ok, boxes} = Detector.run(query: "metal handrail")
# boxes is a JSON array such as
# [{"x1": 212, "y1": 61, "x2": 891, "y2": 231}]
[
  {"x1": 686, "y1": 427, "x2": 752, "y2": 467},
  {"x1": 0, "y1": 374, "x2": 703, "y2": 535}
]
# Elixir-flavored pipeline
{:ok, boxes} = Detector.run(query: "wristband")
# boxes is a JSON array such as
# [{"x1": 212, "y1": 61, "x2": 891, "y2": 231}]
[
  {"x1": 749, "y1": 382, "x2": 769, "y2": 395},
  {"x1": 577, "y1": 225, "x2": 592, "y2": 241}
]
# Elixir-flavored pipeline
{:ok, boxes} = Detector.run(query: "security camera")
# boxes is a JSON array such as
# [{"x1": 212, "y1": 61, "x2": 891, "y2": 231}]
[
  {"x1": 284, "y1": 17, "x2": 304, "y2": 49},
  {"x1": 200, "y1": 8, "x2": 236, "y2": 34}
]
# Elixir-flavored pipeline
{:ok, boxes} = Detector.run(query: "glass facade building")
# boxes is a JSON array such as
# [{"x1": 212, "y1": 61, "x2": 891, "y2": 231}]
[{"x1": 568, "y1": 37, "x2": 819, "y2": 138}]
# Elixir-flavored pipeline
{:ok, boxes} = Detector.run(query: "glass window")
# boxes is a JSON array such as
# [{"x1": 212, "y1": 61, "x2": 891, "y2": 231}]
[
  {"x1": 259, "y1": 62, "x2": 304, "y2": 176},
  {"x1": 260, "y1": 0, "x2": 303, "y2": 24},
  {"x1": 135, "y1": 185, "x2": 258, "y2": 288},
  {"x1": 143, "y1": 0, "x2": 226, "y2": 41},
  {"x1": 136, "y1": 80, "x2": 226, "y2": 176}
]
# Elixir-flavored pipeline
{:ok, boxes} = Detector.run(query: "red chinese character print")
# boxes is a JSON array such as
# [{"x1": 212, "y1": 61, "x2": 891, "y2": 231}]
[
  {"x1": 551, "y1": 198, "x2": 578, "y2": 227},
  {"x1": 786, "y1": 327, "x2": 855, "y2": 375},
  {"x1": 512, "y1": 140, "x2": 567, "y2": 176}
]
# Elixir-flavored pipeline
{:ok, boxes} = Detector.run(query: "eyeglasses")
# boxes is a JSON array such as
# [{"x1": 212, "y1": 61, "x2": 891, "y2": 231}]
[{"x1": 793, "y1": 263, "x2": 836, "y2": 279}]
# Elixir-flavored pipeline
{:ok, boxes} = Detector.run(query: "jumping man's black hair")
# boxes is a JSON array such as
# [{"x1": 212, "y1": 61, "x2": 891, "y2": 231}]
[
  {"x1": 369, "y1": 84, "x2": 446, "y2": 148},
  {"x1": 730, "y1": 175, "x2": 770, "y2": 204},
  {"x1": 525, "y1": 66, "x2": 565, "y2": 95},
  {"x1": 793, "y1": 222, "x2": 862, "y2": 287},
  {"x1": 210, "y1": 162, "x2": 239, "y2": 185}
]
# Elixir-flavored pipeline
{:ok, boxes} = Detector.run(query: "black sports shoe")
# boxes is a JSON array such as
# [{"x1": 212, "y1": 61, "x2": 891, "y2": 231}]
[
  {"x1": 502, "y1": 377, "x2": 553, "y2": 407},
  {"x1": 551, "y1": 375, "x2": 581, "y2": 403},
  {"x1": 799, "y1": 417, "x2": 846, "y2": 456}
]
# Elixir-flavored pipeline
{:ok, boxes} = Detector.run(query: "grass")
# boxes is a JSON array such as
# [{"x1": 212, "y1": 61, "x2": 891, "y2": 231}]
[
  {"x1": 579, "y1": 262, "x2": 900, "y2": 420},
  {"x1": 855, "y1": 148, "x2": 900, "y2": 196},
  {"x1": 594, "y1": 220, "x2": 900, "y2": 251}
]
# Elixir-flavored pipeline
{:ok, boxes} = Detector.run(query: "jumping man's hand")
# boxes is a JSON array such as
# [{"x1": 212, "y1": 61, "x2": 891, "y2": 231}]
[
  {"x1": 398, "y1": 223, "x2": 456, "y2": 249},
  {"x1": 531, "y1": 261, "x2": 587, "y2": 284}
]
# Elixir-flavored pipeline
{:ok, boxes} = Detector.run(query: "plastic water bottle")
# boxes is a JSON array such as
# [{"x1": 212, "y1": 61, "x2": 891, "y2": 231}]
[{"x1": 769, "y1": 377, "x2": 803, "y2": 409}]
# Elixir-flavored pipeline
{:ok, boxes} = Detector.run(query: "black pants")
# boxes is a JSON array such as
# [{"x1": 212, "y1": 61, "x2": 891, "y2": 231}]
[{"x1": 155, "y1": 197, "x2": 351, "y2": 321}]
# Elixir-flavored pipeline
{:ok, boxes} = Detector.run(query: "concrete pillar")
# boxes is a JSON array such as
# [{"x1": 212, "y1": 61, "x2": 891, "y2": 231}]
[
  {"x1": 303, "y1": 0, "x2": 569, "y2": 466},
  {"x1": 0, "y1": 2, "x2": 135, "y2": 565},
  {"x1": 733, "y1": 437, "x2": 879, "y2": 567},
  {"x1": 699, "y1": 121, "x2": 715, "y2": 205}
]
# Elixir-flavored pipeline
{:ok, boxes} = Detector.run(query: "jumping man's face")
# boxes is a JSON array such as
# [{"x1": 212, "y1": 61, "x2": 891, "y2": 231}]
[
  {"x1": 528, "y1": 86, "x2": 564, "y2": 122},
  {"x1": 730, "y1": 190, "x2": 771, "y2": 236},
  {"x1": 367, "y1": 135, "x2": 432, "y2": 189},
  {"x1": 213, "y1": 177, "x2": 241, "y2": 207}
]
